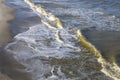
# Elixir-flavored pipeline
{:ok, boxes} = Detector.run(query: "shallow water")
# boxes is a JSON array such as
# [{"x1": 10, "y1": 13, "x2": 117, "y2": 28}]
[
  {"x1": 82, "y1": 30, "x2": 120, "y2": 65},
  {"x1": 0, "y1": 0, "x2": 120, "y2": 80},
  {"x1": 29, "y1": 0, "x2": 120, "y2": 66}
]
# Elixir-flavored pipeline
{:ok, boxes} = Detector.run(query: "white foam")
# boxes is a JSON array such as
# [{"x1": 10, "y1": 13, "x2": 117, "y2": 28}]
[{"x1": 3, "y1": 0, "x2": 120, "y2": 80}]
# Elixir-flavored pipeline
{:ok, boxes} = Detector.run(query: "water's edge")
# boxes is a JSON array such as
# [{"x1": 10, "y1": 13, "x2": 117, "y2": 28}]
[
  {"x1": 0, "y1": 0, "x2": 14, "y2": 45},
  {"x1": 0, "y1": 0, "x2": 120, "y2": 80}
]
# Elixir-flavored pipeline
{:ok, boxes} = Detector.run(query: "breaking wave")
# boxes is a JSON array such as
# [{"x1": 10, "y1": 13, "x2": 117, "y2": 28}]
[{"x1": 1, "y1": 0, "x2": 120, "y2": 80}]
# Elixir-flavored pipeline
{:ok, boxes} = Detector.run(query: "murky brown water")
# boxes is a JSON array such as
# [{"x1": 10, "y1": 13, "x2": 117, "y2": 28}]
[{"x1": 82, "y1": 29, "x2": 120, "y2": 65}]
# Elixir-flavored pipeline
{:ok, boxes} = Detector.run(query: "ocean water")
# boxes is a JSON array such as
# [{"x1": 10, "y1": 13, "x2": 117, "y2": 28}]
[{"x1": 0, "y1": 0, "x2": 120, "y2": 80}]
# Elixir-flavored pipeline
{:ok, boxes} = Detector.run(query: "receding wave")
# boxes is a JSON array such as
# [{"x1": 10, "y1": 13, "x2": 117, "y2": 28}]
[{"x1": 2, "y1": 0, "x2": 120, "y2": 80}]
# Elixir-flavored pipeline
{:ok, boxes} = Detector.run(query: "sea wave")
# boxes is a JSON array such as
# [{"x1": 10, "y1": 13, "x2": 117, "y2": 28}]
[{"x1": 1, "y1": 0, "x2": 120, "y2": 80}]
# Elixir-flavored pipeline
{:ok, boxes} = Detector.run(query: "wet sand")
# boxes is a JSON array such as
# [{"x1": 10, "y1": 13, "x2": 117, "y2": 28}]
[
  {"x1": 0, "y1": 72, "x2": 13, "y2": 80},
  {"x1": 0, "y1": 0, "x2": 14, "y2": 45},
  {"x1": 0, "y1": 0, "x2": 14, "y2": 80}
]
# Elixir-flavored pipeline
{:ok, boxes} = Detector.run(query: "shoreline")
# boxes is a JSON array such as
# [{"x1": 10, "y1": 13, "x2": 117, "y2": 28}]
[
  {"x1": 0, "y1": 0, "x2": 14, "y2": 45},
  {"x1": 0, "y1": 0, "x2": 14, "y2": 80},
  {"x1": 0, "y1": 72, "x2": 13, "y2": 80}
]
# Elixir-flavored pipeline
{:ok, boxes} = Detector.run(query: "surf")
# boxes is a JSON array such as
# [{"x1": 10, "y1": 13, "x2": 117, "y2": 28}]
[
  {"x1": 0, "y1": 0, "x2": 120, "y2": 80},
  {"x1": 24, "y1": 0, "x2": 120, "y2": 79}
]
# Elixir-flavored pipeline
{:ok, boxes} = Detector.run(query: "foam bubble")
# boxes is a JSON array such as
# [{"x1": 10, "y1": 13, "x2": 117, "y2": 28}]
[{"x1": 3, "y1": 0, "x2": 120, "y2": 80}]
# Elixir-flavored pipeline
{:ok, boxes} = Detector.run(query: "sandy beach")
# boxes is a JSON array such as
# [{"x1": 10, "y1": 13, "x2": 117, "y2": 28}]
[
  {"x1": 0, "y1": 0, "x2": 14, "y2": 45},
  {"x1": 0, "y1": 72, "x2": 13, "y2": 80},
  {"x1": 0, "y1": 0, "x2": 14, "y2": 80}
]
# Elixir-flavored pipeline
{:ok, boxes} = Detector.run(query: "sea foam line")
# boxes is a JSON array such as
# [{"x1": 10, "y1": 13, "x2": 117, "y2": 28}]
[{"x1": 24, "y1": 0, "x2": 120, "y2": 79}]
